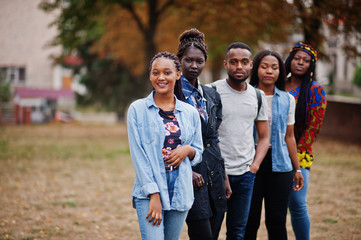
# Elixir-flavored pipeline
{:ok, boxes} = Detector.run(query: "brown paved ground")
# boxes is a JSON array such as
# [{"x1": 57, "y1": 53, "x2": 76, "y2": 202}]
[{"x1": 0, "y1": 123, "x2": 360, "y2": 240}]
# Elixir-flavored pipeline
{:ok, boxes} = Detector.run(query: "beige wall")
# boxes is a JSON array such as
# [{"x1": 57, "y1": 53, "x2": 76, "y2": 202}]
[{"x1": 0, "y1": 0, "x2": 61, "y2": 88}]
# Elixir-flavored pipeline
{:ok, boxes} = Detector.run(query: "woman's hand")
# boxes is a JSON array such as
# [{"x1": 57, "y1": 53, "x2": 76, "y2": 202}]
[
  {"x1": 146, "y1": 193, "x2": 162, "y2": 226},
  {"x1": 164, "y1": 145, "x2": 194, "y2": 168},
  {"x1": 293, "y1": 171, "x2": 304, "y2": 191},
  {"x1": 192, "y1": 171, "x2": 204, "y2": 190}
]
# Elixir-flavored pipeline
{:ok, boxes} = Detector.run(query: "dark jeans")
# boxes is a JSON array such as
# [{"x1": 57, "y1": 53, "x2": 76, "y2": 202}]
[
  {"x1": 215, "y1": 171, "x2": 256, "y2": 240},
  {"x1": 187, "y1": 210, "x2": 222, "y2": 240},
  {"x1": 245, "y1": 149, "x2": 293, "y2": 240},
  {"x1": 187, "y1": 196, "x2": 223, "y2": 240}
]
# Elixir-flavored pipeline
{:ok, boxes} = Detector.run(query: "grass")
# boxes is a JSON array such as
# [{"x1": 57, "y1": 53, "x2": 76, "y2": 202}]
[{"x1": 0, "y1": 123, "x2": 360, "y2": 239}]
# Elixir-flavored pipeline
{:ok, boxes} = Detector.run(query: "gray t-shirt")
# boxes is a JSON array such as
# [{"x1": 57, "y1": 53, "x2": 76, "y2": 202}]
[{"x1": 210, "y1": 79, "x2": 268, "y2": 175}]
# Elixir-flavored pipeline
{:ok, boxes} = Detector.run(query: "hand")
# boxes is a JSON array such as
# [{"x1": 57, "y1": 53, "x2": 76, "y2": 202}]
[
  {"x1": 192, "y1": 171, "x2": 204, "y2": 190},
  {"x1": 146, "y1": 193, "x2": 162, "y2": 226},
  {"x1": 224, "y1": 174, "x2": 232, "y2": 199},
  {"x1": 293, "y1": 171, "x2": 304, "y2": 191},
  {"x1": 249, "y1": 162, "x2": 259, "y2": 173},
  {"x1": 164, "y1": 145, "x2": 193, "y2": 169}
]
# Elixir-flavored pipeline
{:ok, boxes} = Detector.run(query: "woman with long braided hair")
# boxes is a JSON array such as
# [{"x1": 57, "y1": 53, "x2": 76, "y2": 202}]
[{"x1": 285, "y1": 43, "x2": 327, "y2": 240}]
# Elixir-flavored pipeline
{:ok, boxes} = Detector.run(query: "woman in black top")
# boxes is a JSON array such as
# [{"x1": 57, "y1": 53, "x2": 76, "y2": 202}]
[{"x1": 177, "y1": 28, "x2": 231, "y2": 240}]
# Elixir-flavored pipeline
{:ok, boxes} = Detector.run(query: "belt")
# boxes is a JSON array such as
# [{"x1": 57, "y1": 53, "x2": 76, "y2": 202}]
[{"x1": 165, "y1": 165, "x2": 178, "y2": 171}]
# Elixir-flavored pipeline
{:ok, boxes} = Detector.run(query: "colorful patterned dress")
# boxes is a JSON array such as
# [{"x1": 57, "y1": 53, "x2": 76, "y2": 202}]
[{"x1": 289, "y1": 81, "x2": 327, "y2": 169}]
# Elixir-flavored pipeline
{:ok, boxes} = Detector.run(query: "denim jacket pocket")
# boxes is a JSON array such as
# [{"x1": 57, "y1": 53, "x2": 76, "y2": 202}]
[{"x1": 139, "y1": 122, "x2": 158, "y2": 144}]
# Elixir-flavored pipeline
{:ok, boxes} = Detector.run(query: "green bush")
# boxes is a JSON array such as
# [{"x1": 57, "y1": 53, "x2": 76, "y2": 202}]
[
  {"x1": 352, "y1": 64, "x2": 361, "y2": 87},
  {"x1": 0, "y1": 74, "x2": 11, "y2": 102}
]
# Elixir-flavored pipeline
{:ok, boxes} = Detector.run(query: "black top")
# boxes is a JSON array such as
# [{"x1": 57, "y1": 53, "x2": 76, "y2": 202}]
[
  {"x1": 186, "y1": 85, "x2": 227, "y2": 221},
  {"x1": 158, "y1": 109, "x2": 182, "y2": 168}
]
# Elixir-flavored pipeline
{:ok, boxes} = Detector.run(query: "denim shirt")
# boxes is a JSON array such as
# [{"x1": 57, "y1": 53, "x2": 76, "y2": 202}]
[
  {"x1": 181, "y1": 75, "x2": 208, "y2": 123},
  {"x1": 255, "y1": 87, "x2": 293, "y2": 172},
  {"x1": 127, "y1": 91, "x2": 203, "y2": 211}
]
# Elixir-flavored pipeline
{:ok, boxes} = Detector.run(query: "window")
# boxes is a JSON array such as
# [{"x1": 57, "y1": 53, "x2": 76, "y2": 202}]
[{"x1": 0, "y1": 65, "x2": 26, "y2": 85}]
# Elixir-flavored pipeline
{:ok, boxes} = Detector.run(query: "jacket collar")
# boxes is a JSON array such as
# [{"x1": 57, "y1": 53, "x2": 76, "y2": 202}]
[
  {"x1": 145, "y1": 91, "x2": 184, "y2": 112},
  {"x1": 274, "y1": 86, "x2": 281, "y2": 96},
  {"x1": 254, "y1": 84, "x2": 281, "y2": 96},
  {"x1": 181, "y1": 75, "x2": 204, "y2": 99}
]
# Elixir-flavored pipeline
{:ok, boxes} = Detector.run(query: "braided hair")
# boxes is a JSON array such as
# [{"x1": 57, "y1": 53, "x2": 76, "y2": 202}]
[
  {"x1": 177, "y1": 28, "x2": 208, "y2": 61},
  {"x1": 149, "y1": 52, "x2": 184, "y2": 101},
  {"x1": 250, "y1": 50, "x2": 286, "y2": 91},
  {"x1": 285, "y1": 42, "x2": 317, "y2": 142}
]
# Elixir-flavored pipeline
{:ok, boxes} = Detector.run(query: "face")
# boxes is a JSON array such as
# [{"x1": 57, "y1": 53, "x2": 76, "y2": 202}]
[
  {"x1": 180, "y1": 46, "x2": 206, "y2": 83},
  {"x1": 257, "y1": 55, "x2": 280, "y2": 88},
  {"x1": 290, "y1": 50, "x2": 311, "y2": 77},
  {"x1": 150, "y1": 57, "x2": 180, "y2": 96},
  {"x1": 224, "y1": 48, "x2": 253, "y2": 83}
]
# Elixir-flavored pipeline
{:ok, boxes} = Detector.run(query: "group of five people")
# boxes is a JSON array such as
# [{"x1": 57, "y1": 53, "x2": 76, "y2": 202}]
[{"x1": 127, "y1": 28, "x2": 327, "y2": 240}]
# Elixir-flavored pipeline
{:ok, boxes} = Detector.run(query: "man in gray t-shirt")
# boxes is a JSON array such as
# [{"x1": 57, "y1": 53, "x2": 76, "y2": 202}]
[{"x1": 211, "y1": 42, "x2": 269, "y2": 239}]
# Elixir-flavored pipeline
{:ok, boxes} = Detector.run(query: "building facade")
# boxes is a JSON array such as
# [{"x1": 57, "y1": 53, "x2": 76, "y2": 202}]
[{"x1": 0, "y1": 0, "x2": 76, "y2": 123}]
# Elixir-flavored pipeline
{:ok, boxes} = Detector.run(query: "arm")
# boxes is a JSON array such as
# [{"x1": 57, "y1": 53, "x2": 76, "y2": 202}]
[
  {"x1": 164, "y1": 106, "x2": 203, "y2": 168},
  {"x1": 215, "y1": 90, "x2": 223, "y2": 131},
  {"x1": 188, "y1": 108, "x2": 204, "y2": 166},
  {"x1": 285, "y1": 124, "x2": 304, "y2": 191},
  {"x1": 192, "y1": 171, "x2": 205, "y2": 190},
  {"x1": 250, "y1": 120, "x2": 269, "y2": 173},
  {"x1": 298, "y1": 84, "x2": 327, "y2": 151},
  {"x1": 224, "y1": 170, "x2": 232, "y2": 199},
  {"x1": 214, "y1": 89, "x2": 232, "y2": 198},
  {"x1": 127, "y1": 104, "x2": 160, "y2": 196},
  {"x1": 146, "y1": 193, "x2": 163, "y2": 226},
  {"x1": 127, "y1": 104, "x2": 162, "y2": 225},
  {"x1": 164, "y1": 144, "x2": 195, "y2": 168}
]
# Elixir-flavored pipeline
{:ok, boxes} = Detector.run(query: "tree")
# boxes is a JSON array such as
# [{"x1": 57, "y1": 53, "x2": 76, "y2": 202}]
[
  {"x1": 174, "y1": 0, "x2": 294, "y2": 80},
  {"x1": 113, "y1": 0, "x2": 176, "y2": 76},
  {"x1": 289, "y1": 0, "x2": 361, "y2": 59},
  {"x1": 39, "y1": 0, "x2": 146, "y2": 119},
  {"x1": 95, "y1": 0, "x2": 294, "y2": 81},
  {"x1": 47, "y1": 0, "x2": 351, "y2": 117},
  {"x1": 0, "y1": 73, "x2": 11, "y2": 103},
  {"x1": 75, "y1": 42, "x2": 143, "y2": 121},
  {"x1": 352, "y1": 64, "x2": 361, "y2": 87}
]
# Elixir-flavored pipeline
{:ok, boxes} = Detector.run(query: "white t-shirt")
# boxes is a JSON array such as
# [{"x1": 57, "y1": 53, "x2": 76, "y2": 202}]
[{"x1": 210, "y1": 79, "x2": 268, "y2": 175}]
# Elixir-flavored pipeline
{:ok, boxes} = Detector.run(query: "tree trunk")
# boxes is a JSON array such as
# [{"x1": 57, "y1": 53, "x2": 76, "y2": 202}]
[
  {"x1": 144, "y1": 32, "x2": 157, "y2": 92},
  {"x1": 300, "y1": 0, "x2": 325, "y2": 58},
  {"x1": 144, "y1": 0, "x2": 158, "y2": 93},
  {"x1": 210, "y1": 54, "x2": 224, "y2": 82}
]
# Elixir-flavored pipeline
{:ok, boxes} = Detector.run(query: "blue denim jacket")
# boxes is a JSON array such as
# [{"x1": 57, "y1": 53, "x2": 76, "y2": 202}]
[
  {"x1": 255, "y1": 87, "x2": 293, "y2": 172},
  {"x1": 127, "y1": 91, "x2": 203, "y2": 211}
]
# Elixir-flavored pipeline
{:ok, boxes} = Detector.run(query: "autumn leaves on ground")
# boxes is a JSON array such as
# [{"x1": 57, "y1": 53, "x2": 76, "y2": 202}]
[{"x1": 0, "y1": 124, "x2": 360, "y2": 240}]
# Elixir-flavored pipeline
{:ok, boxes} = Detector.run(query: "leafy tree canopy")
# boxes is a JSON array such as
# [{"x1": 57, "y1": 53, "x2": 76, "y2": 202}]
[
  {"x1": 40, "y1": 0, "x2": 361, "y2": 118},
  {"x1": 290, "y1": 0, "x2": 361, "y2": 59}
]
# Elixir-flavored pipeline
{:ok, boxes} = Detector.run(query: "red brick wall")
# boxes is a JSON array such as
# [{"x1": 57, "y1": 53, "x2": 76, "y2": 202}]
[{"x1": 320, "y1": 99, "x2": 361, "y2": 142}]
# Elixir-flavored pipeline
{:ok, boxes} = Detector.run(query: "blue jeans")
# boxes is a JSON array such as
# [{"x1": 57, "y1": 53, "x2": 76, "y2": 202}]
[
  {"x1": 134, "y1": 169, "x2": 188, "y2": 240},
  {"x1": 217, "y1": 171, "x2": 256, "y2": 240},
  {"x1": 288, "y1": 167, "x2": 310, "y2": 240}
]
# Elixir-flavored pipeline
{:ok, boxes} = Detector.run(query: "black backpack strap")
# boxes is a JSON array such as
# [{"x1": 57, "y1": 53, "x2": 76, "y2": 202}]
[{"x1": 255, "y1": 88, "x2": 262, "y2": 116}]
